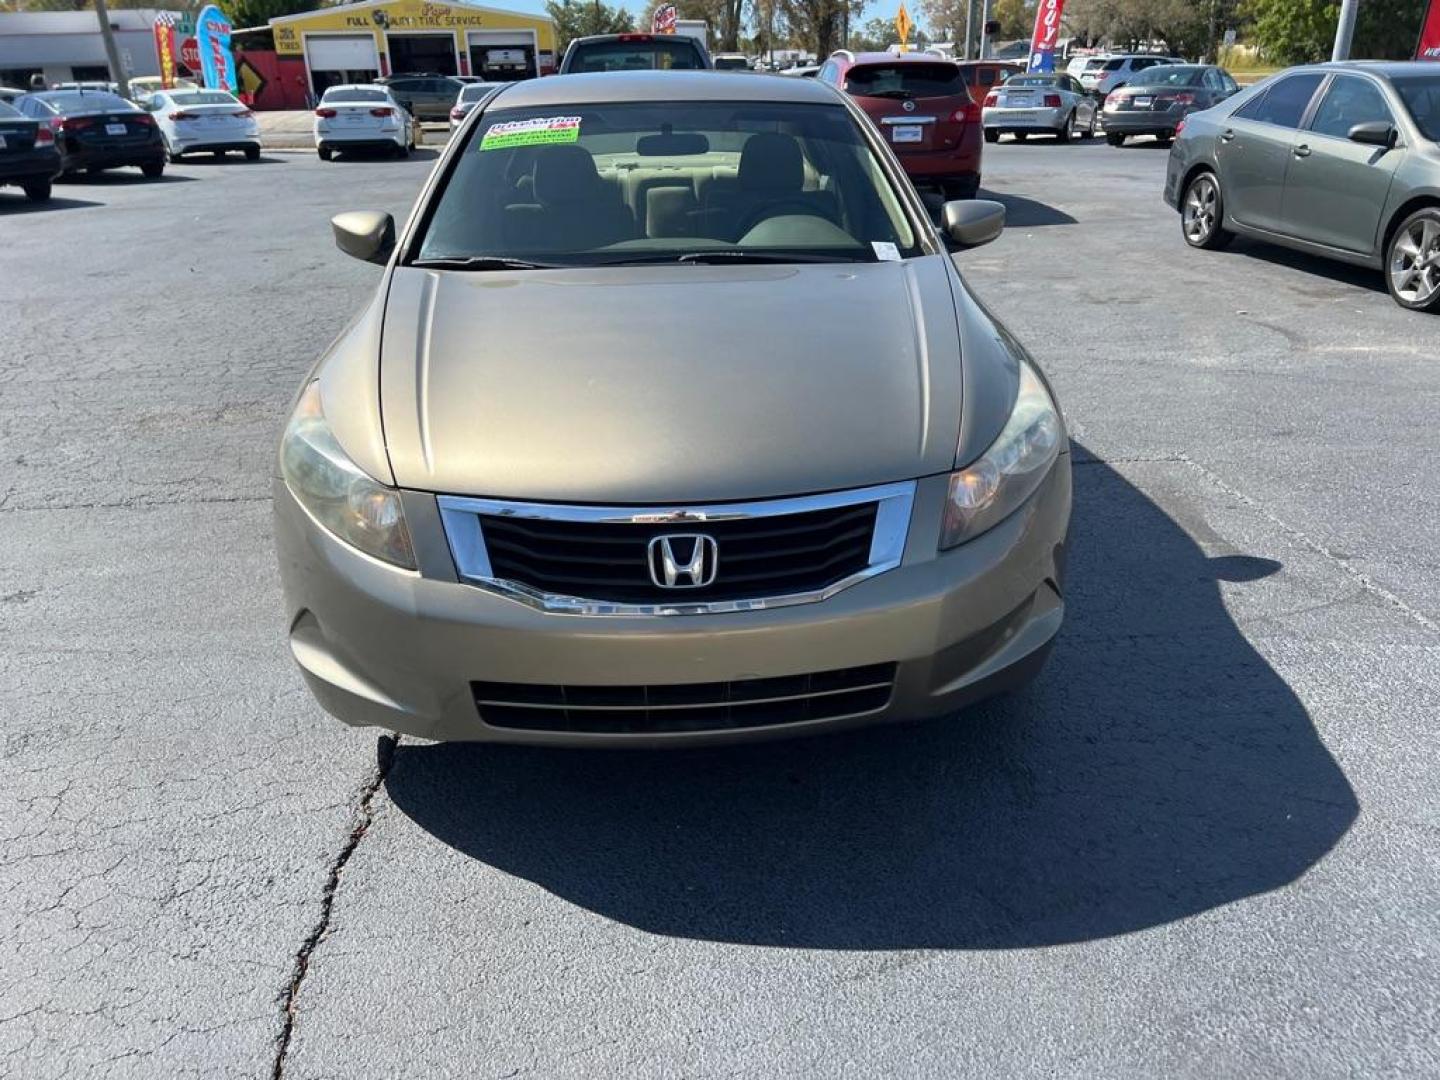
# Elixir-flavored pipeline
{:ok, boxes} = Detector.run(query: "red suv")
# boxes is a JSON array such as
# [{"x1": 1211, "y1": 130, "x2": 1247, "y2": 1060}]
[{"x1": 817, "y1": 50, "x2": 983, "y2": 199}]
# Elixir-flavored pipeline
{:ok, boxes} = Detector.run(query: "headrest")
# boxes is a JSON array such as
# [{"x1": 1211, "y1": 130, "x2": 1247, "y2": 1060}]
[
  {"x1": 532, "y1": 144, "x2": 603, "y2": 203},
  {"x1": 738, "y1": 132, "x2": 803, "y2": 191}
]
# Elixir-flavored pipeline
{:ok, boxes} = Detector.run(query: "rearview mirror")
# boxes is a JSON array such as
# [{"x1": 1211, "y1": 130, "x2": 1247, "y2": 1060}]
[
  {"x1": 331, "y1": 211, "x2": 396, "y2": 265},
  {"x1": 1348, "y1": 121, "x2": 1397, "y2": 149},
  {"x1": 942, "y1": 199, "x2": 1006, "y2": 248}
]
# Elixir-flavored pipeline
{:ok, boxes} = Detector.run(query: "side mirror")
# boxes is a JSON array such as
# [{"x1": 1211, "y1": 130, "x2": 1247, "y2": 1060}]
[
  {"x1": 1347, "y1": 121, "x2": 1397, "y2": 149},
  {"x1": 943, "y1": 198, "x2": 1005, "y2": 248},
  {"x1": 331, "y1": 210, "x2": 395, "y2": 265}
]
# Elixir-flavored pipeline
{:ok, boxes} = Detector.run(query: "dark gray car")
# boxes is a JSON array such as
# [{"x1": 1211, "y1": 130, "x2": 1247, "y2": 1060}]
[
  {"x1": 1166, "y1": 62, "x2": 1440, "y2": 312},
  {"x1": 377, "y1": 75, "x2": 464, "y2": 121},
  {"x1": 1103, "y1": 64, "x2": 1239, "y2": 146}
]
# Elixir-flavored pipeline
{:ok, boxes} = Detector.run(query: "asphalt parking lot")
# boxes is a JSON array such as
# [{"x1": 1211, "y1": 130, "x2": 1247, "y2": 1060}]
[{"x1": 2, "y1": 140, "x2": 1437, "y2": 1078}]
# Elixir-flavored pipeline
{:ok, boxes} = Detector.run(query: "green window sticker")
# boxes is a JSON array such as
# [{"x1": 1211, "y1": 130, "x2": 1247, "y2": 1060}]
[{"x1": 480, "y1": 116, "x2": 583, "y2": 151}]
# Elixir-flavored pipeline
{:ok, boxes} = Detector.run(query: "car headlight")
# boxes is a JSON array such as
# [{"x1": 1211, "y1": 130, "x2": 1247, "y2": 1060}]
[
  {"x1": 280, "y1": 382, "x2": 416, "y2": 569},
  {"x1": 941, "y1": 361, "x2": 1062, "y2": 549}
]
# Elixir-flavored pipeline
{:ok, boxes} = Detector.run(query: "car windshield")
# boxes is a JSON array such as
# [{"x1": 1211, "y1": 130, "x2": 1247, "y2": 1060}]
[
  {"x1": 39, "y1": 91, "x2": 133, "y2": 113},
  {"x1": 413, "y1": 100, "x2": 921, "y2": 267},
  {"x1": 715, "y1": 56, "x2": 750, "y2": 70},
  {"x1": 1140, "y1": 66, "x2": 1205, "y2": 87},
  {"x1": 170, "y1": 91, "x2": 240, "y2": 106},
  {"x1": 1393, "y1": 75, "x2": 1440, "y2": 141},
  {"x1": 844, "y1": 62, "x2": 965, "y2": 98},
  {"x1": 568, "y1": 39, "x2": 704, "y2": 72},
  {"x1": 323, "y1": 87, "x2": 388, "y2": 103},
  {"x1": 1007, "y1": 76, "x2": 1060, "y2": 88},
  {"x1": 460, "y1": 84, "x2": 499, "y2": 102}
]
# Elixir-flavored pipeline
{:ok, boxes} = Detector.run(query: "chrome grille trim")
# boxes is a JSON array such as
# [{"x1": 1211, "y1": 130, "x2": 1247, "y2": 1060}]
[{"x1": 436, "y1": 480, "x2": 917, "y2": 616}]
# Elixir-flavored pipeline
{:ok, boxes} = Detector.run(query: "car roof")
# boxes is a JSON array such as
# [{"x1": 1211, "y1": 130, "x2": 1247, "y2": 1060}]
[
  {"x1": 569, "y1": 33, "x2": 704, "y2": 45},
  {"x1": 325, "y1": 84, "x2": 391, "y2": 93},
  {"x1": 1311, "y1": 60, "x2": 1440, "y2": 78},
  {"x1": 492, "y1": 70, "x2": 840, "y2": 108},
  {"x1": 842, "y1": 51, "x2": 953, "y2": 65}
]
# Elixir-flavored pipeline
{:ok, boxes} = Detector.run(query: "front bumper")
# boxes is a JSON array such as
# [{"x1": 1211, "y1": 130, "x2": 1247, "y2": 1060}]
[
  {"x1": 273, "y1": 462, "x2": 1072, "y2": 746},
  {"x1": 982, "y1": 106, "x2": 1065, "y2": 131}
]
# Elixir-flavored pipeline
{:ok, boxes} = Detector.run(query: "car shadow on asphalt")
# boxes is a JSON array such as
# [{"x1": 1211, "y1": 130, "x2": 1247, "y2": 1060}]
[
  {"x1": 0, "y1": 195, "x2": 103, "y2": 214},
  {"x1": 1225, "y1": 239, "x2": 1388, "y2": 295},
  {"x1": 329, "y1": 147, "x2": 442, "y2": 162},
  {"x1": 978, "y1": 189, "x2": 1078, "y2": 228},
  {"x1": 56, "y1": 171, "x2": 196, "y2": 185},
  {"x1": 384, "y1": 448, "x2": 1357, "y2": 949},
  {"x1": 172, "y1": 155, "x2": 288, "y2": 166}
]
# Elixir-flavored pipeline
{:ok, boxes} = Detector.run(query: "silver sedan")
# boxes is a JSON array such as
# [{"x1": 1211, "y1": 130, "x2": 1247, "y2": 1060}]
[{"x1": 983, "y1": 72, "x2": 1099, "y2": 143}]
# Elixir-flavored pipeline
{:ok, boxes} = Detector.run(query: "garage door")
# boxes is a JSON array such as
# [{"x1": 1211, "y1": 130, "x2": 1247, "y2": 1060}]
[{"x1": 307, "y1": 34, "x2": 379, "y2": 72}]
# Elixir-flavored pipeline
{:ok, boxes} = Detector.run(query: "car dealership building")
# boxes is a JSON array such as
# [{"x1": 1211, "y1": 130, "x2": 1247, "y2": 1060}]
[{"x1": 267, "y1": 0, "x2": 557, "y2": 95}]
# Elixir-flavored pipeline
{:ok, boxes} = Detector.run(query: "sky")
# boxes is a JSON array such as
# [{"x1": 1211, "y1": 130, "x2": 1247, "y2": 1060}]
[{"x1": 493, "y1": 0, "x2": 905, "y2": 38}]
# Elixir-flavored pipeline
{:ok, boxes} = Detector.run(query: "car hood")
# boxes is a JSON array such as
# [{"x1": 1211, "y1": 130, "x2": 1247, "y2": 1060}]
[{"x1": 378, "y1": 257, "x2": 964, "y2": 503}]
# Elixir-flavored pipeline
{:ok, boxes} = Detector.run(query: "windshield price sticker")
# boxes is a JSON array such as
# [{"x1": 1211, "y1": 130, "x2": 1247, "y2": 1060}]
[{"x1": 480, "y1": 116, "x2": 582, "y2": 151}]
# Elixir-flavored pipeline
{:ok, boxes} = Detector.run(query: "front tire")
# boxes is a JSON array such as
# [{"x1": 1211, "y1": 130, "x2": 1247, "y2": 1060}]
[
  {"x1": 140, "y1": 160, "x2": 164, "y2": 179},
  {"x1": 1014, "y1": 131, "x2": 1028, "y2": 142},
  {"x1": 1106, "y1": 131, "x2": 1126, "y2": 147},
  {"x1": 244, "y1": 146, "x2": 260, "y2": 161},
  {"x1": 318, "y1": 146, "x2": 332, "y2": 161},
  {"x1": 984, "y1": 128, "x2": 999, "y2": 144},
  {"x1": 1386, "y1": 207, "x2": 1440, "y2": 313},
  {"x1": 1056, "y1": 111, "x2": 1074, "y2": 143},
  {"x1": 1181, "y1": 170, "x2": 1233, "y2": 251},
  {"x1": 21, "y1": 179, "x2": 51, "y2": 203},
  {"x1": 1082, "y1": 110, "x2": 1097, "y2": 139}
]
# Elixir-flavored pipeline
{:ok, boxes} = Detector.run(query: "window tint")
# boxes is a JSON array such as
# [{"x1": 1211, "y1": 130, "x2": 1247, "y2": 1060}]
[
  {"x1": 459, "y1": 83, "x2": 498, "y2": 102},
  {"x1": 1102, "y1": 58, "x2": 1127, "y2": 71},
  {"x1": 1393, "y1": 75, "x2": 1440, "y2": 141},
  {"x1": 1310, "y1": 76, "x2": 1392, "y2": 138},
  {"x1": 417, "y1": 101, "x2": 920, "y2": 264},
  {"x1": 1146, "y1": 66, "x2": 1205, "y2": 87},
  {"x1": 1222, "y1": 73, "x2": 1239, "y2": 94},
  {"x1": 323, "y1": 87, "x2": 389, "y2": 103},
  {"x1": 1234, "y1": 73, "x2": 1323, "y2": 128},
  {"x1": 1202, "y1": 69, "x2": 1223, "y2": 90},
  {"x1": 568, "y1": 39, "x2": 703, "y2": 72},
  {"x1": 1008, "y1": 75, "x2": 1060, "y2": 88},
  {"x1": 36, "y1": 91, "x2": 133, "y2": 113},
  {"x1": 170, "y1": 91, "x2": 240, "y2": 106},
  {"x1": 845, "y1": 62, "x2": 964, "y2": 98}
]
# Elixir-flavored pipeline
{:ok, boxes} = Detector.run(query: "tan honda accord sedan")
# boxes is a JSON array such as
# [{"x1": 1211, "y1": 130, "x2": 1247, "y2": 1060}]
[{"x1": 272, "y1": 71, "x2": 1071, "y2": 746}]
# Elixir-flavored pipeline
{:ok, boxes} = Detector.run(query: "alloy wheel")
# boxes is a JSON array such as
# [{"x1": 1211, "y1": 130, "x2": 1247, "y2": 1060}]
[
  {"x1": 1390, "y1": 216, "x2": 1440, "y2": 306},
  {"x1": 1183, "y1": 175, "x2": 1218, "y2": 244}
]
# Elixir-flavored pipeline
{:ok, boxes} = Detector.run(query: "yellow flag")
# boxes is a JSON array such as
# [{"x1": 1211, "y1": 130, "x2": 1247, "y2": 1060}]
[{"x1": 895, "y1": 2, "x2": 914, "y2": 44}]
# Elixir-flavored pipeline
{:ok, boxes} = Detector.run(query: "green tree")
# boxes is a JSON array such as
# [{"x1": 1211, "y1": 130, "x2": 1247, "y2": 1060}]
[
  {"x1": 219, "y1": 0, "x2": 317, "y2": 30},
  {"x1": 778, "y1": 0, "x2": 862, "y2": 57},
  {"x1": 1245, "y1": 0, "x2": 1422, "y2": 64},
  {"x1": 546, "y1": 0, "x2": 638, "y2": 51},
  {"x1": 992, "y1": 0, "x2": 1031, "y2": 40}
]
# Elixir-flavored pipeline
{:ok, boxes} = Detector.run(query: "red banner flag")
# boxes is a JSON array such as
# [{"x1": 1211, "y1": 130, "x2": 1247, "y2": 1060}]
[
  {"x1": 153, "y1": 15, "x2": 177, "y2": 89},
  {"x1": 1027, "y1": 0, "x2": 1067, "y2": 73},
  {"x1": 1418, "y1": 0, "x2": 1440, "y2": 60}
]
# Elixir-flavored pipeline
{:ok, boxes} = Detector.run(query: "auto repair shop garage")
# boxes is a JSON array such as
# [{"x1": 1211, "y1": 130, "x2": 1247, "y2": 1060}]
[{"x1": 268, "y1": 0, "x2": 556, "y2": 95}]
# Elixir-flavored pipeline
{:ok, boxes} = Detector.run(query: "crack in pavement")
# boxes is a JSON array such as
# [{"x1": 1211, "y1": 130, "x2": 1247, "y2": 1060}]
[{"x1": 271, "y1": 734, "x2": 399, "y2": 1079}]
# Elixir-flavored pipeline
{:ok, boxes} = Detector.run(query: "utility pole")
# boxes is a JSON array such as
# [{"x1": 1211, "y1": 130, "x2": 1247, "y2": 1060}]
[
  {"x1": 93, "y1": 0, "x2": 130, "y2": 99},
  {"x1": 1332, "y1": 0, "x2": 1359, "y2": 61},
  {"x1": 963, "y1": 0, "x2": 975, "y2": 60},
  {"x1": 978, "y1": 0, "x2": 992, "y2": 59}
]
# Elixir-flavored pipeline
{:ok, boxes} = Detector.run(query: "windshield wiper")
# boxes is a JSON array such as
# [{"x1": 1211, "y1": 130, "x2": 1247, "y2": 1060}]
[
  {"x1": 595, "y1": 251, "x2": 872, "y2": 266},
  {"x1": 408, "y1": 256, "x2": 569, "y2": 271}
]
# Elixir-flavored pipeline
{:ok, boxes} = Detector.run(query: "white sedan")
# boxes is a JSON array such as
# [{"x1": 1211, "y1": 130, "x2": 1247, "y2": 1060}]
[
  {"x1": 145, "y1": 88, "x2": 260, "y2": 161},
  {"x1": 313, "y1": 84, "x2": 419, "y2": 161},
  {"x1": 982, "y1": 72, "x2": 1099, "y2": 143}
]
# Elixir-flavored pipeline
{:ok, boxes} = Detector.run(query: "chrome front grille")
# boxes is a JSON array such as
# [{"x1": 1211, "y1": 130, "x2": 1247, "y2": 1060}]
[{"x1": 437, "y1": 481, "x2": 915, "y2": 615}]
